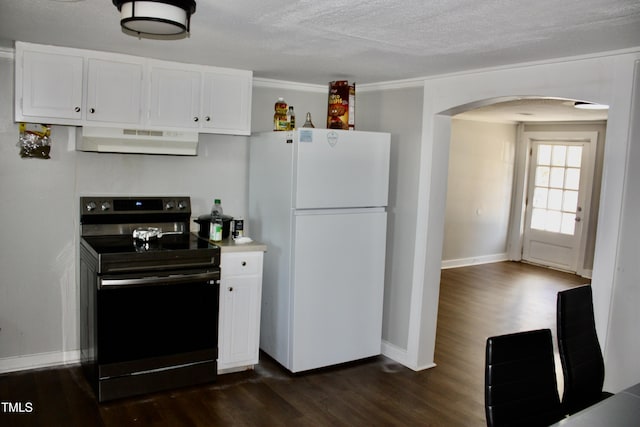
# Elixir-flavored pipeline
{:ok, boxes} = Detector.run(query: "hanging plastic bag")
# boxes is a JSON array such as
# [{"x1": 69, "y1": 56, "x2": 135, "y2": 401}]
[{"x1": 18, "y1": 123, "x2": 51, "y2": 159}]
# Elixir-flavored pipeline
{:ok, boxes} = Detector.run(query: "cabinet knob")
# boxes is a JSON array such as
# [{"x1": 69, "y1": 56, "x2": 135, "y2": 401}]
[
  {"x1": 241, "y1": 261, "x2": 247, "y2": 267},
  {"x1": 228, "y1": 287, "x2": 233, "y2": 292},
  {"x1": 205, "y1": 116, "x2": 211, "y2": 122},
  {"x1": 74, "y1": 107, "x2": 81, "y2": 112},
  {"x1": 89, "y1": 108, "x2": 96, "y2": 114},
  {"x1": 193, "y1": 117, "x2": 199, "y2": 122}
]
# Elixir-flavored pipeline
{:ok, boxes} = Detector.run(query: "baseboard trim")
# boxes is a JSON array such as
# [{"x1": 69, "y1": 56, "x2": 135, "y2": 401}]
[
  {"x1": 441, "y1": 253, "x2": 509, "y2": 269},
  {"x1": 381, "y1": 340, "x2": 436, "y2": 372},
  {"x1": 0, "y1": 350, "x2": 80, "y2": 374}
]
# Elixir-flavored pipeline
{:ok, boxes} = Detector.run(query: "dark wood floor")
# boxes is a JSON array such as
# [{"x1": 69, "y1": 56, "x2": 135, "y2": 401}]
[{"x1": 0, "y1": 262, "x2": 588, "y2": 426}]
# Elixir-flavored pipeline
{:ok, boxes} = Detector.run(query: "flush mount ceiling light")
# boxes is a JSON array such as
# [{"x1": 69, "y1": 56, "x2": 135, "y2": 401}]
[
  {"x1": 112, "y1": 0, "x2": 196, "y2": 36},
  {"x1": 574, "y1": 101, "x2": 609, "y2": 110}
]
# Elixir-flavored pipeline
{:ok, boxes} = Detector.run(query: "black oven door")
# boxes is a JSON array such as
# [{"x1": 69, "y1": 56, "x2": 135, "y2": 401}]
[{"x1": 96, "y1": 269, "x2": 220, "y2": 366}]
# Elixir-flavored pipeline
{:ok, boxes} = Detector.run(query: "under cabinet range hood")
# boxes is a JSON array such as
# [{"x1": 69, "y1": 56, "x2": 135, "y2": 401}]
[{"x1": 76, "y1": 126, "x2": 199, "y2": 156}]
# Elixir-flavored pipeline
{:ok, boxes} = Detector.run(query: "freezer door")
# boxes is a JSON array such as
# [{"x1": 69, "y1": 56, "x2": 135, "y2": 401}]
[
  {"x1": 290, "y1": 209, "x2": 386, "y2": 372},
  {"x1": 294, "y1": 129, "x2": 390, "y2": 209}
]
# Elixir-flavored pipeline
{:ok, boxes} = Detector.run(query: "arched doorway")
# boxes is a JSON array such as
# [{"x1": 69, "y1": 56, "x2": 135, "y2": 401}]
[
  {"x1": 404, "y1": 55, "x2": 635, "y2": 378},
  {"x1": 443, "y1": 98, "x2": 608, "y2": 276}
]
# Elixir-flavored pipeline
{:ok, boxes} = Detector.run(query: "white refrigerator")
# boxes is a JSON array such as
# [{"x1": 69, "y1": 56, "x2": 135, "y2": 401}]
[{"x1": 249, "y1": 128, "x2": 391, "y2": 373}]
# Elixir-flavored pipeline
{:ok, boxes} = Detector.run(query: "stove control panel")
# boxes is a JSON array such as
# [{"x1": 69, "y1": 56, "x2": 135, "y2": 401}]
[{"x1": 81, "y1": 197, "x2": 191, "y2": 215}]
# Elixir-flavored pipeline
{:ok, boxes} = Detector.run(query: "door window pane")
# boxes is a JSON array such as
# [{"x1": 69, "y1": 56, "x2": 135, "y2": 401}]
[
  {"x1": 565, "y1": 168, "x2": 580, "y2": 190},
  {"x1": 552, "y1": 145, "x2": 567, "y2": 166},
  {"x1": 531, "y1": 208, "x2": 546, "y2": 230},
  {"x1": 563, "y1": 190, "x2": 578, "y2": 212},
  {"x1": 567, "y1": 146, "x2": 582, "y2": 167},
  {"x1": 548, "y1": 189, "x2": 563, "y2": 210},
  {"x1": 533, "y1": 187, "x2": 548, "y2": 208},
  {"x1": 561, "y1": 213, "x2": 576, "y2": 235},
  {"x1": 550, "y1": 167, "x2": 565, "y2": 188},
  {"x1": 535, "y1": 166, "x2": 550, "y2": 187},
  {"x1": 538, "y1": 145, "x2": 552, "y2": 165}
]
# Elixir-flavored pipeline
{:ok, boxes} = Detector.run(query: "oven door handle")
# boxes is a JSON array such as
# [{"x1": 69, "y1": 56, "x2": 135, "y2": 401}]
[{"x1": 99, "y1": 270, "x2": 220, "y2": 289}]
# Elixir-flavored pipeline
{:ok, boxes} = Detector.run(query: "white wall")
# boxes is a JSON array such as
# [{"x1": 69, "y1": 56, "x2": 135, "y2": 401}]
[
  {"x1": 442, "y1": 119, "x2": 516, "y2": 266},
  {"x1": 603, "y1": 60, "x2": 640, "y2": 390},
  {"x1": 0, "y1": 55, "x2": 249, "y2": 371},
  {"x1": 357, "y1": 86, "x2": 424, "y2": 355}
]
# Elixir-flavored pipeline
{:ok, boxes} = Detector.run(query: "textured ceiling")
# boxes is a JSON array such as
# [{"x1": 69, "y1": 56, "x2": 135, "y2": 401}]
[{"x1": 1, "y1": 0, "x2": 639, "y2": 85}]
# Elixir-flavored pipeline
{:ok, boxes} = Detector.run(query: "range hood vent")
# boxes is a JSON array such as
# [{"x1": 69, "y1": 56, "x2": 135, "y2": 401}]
[{"x1": 76, "y1": 126, "x2": 199, "y2": 156}]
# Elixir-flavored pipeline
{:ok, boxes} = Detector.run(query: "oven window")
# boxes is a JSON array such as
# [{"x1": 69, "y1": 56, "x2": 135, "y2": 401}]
[{"x1": 97, "y1": 280, "x2": 218, "y2": 364}]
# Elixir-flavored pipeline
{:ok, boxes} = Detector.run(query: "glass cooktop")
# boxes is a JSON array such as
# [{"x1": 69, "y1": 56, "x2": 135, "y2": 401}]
[{"x1": 81, "y1": 233, "x2": 216, "y2": 254}]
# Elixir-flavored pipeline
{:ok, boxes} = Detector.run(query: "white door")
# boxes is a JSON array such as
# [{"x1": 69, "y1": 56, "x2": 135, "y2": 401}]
[
  {"x1": 21, "y1": 50, "x2": 83, "y2": 120},
  {"x1": 201, "y1": 70, "x2": 252, "y2": 134},
  {"x1": 86, "y1": 58, "x2": 143, "y2": 125},
  {"x1": 294, "y1": 129, "x2": 390, "y2": 209},
  {"x1": 148, "y1": 62, "x2": 201, "y2": 128},
  {"x1": 522, "y1": 132, "x2": 598, "y2": 273},
  {"x1": 290, "y1": 209, "x2": 386, "y2": 372}
]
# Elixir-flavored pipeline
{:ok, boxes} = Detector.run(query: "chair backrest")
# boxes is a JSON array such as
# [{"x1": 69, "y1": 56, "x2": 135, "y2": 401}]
[
  {"x1": 485, "y1": 329, "x2": 564, "y2": 427},
  {"x1": 557, "y1": 284, "x2": 606, "y2": 414}
]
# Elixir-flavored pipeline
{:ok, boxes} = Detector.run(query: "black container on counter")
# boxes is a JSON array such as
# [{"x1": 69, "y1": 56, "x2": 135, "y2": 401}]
[{"x1": 195, "y1": 214, "x2": 233, "y2": 240}]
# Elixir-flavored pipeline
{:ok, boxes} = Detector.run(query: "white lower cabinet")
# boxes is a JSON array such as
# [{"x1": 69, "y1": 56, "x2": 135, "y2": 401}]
[{"x1": 218, "y1": 251, "x2": 263, "y2": 373}]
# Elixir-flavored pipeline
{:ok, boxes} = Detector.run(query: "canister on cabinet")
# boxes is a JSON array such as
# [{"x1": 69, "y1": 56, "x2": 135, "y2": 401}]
[{"x1": 232, "y1": 219, "x2": 244, "y2": 239}]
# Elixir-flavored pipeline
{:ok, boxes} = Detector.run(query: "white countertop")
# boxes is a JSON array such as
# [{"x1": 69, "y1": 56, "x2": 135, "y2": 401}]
[{"x1": 193, "y1": 233, "x2": 267, "y2": 253}]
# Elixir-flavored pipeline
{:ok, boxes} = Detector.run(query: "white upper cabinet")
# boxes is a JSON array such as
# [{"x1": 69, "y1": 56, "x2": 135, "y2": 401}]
[
  {"x1": 148, "y1": 61, "x2": 201, "y2": 129},
  {"x1": 17, "y1": 46, "x2": 83, "y2": 123},
  {"x1": 202, "y1": 70, "x2": 252, "y2": 135},
  {"x1": 148, "y1": 60, "x2": 252, "y2": 134},
  {"x1": 14, "y1": 42, "x2": 252, "y2": 135},
  {"x1": 86, "y1": 57, "x2": 144, "y2": 125}
]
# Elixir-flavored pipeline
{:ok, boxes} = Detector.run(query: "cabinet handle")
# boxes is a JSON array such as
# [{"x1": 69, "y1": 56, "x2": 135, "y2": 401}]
[
  {"x1": 193, "y1": 117, "x2": 199, "y2": 122},
  {"x1": 89, "y1": 108, "x2": 96, "y2": 114},
  {"x1": 74, "y1": 107, "x2": 81, "y2": 112},
  {"x1": 241, "y1": 261, "x2": 247, "y2": 267},
  {"x1": 205, "y1": 116, "x2": 211, "y2": 122},
  {"x1": 228, "y1": 287, "x2": 233, "y2": 292}
]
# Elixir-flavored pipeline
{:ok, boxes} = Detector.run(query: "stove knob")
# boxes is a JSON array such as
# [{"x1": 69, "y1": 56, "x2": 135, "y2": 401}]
[
  {"x1": 101, "y1": 202, "x2": 112, "y2": 211},
  {"x1": 86, "y1": 201, "x2": 97, "y2": 212},
  {"x1": 165, "y1": 201, "x2": 176, "y2": 210},
  {"x1": 178, "y1": 200, "x2": 188, "y2": 210}
]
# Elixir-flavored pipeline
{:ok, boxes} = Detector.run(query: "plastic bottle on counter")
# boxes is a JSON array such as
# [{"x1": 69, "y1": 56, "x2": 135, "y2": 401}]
[
  {"x1": 287, "y1": 106, "x2": 296, "y2": 130},
  {"x1": 211, "y1": 198, "x2": 223, "y2": 216}
]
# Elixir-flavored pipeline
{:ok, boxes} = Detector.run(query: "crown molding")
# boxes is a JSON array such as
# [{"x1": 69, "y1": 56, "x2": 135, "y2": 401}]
[{"x1": 0, "y1": 47, "x2": 15, "y2": 60}]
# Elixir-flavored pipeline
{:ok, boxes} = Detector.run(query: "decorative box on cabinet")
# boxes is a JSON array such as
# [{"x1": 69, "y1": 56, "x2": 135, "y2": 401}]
[{"x1": 218, "y1": 245, "x2": 265, "y2": 373}]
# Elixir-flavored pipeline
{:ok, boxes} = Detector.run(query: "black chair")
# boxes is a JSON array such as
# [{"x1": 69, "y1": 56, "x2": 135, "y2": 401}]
[
  {"x1": 557, "y1": 284, "x2": 613, "y2": 414},
  {"x1": 485, "y1": 329, "x2": 565, "y2": 427}
]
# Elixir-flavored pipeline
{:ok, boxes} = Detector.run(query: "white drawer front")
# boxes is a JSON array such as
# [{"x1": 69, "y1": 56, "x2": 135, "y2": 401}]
[{"x1": 221, "y1": 252, "x2": 263, "y2": 277}]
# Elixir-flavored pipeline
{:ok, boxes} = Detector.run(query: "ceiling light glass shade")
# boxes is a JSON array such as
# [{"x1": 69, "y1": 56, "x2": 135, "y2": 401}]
[
  {"x1": 113, "y1": 0, "x2": 196, "y2": 35},
  {"x1": 574, "y1": 101, "x2": 609, "y2": 110}
]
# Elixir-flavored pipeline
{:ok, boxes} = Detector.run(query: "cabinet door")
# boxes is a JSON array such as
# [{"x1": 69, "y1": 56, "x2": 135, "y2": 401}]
[
  {"x1": 148, "y1": 64, "x2": 201, "y2": 128},
  {"x1": 219, "y1": 276, "x2": 261, "y2": 367},
  {"x1": 19, "y1": 50, "x2": 83, "y2": 121},
  {"x1": 201, "y1": 71, "x2": 252, "y2": 135},
  {"x1": 86, "y1": 58, "x2": 143, "y2": 125}
]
